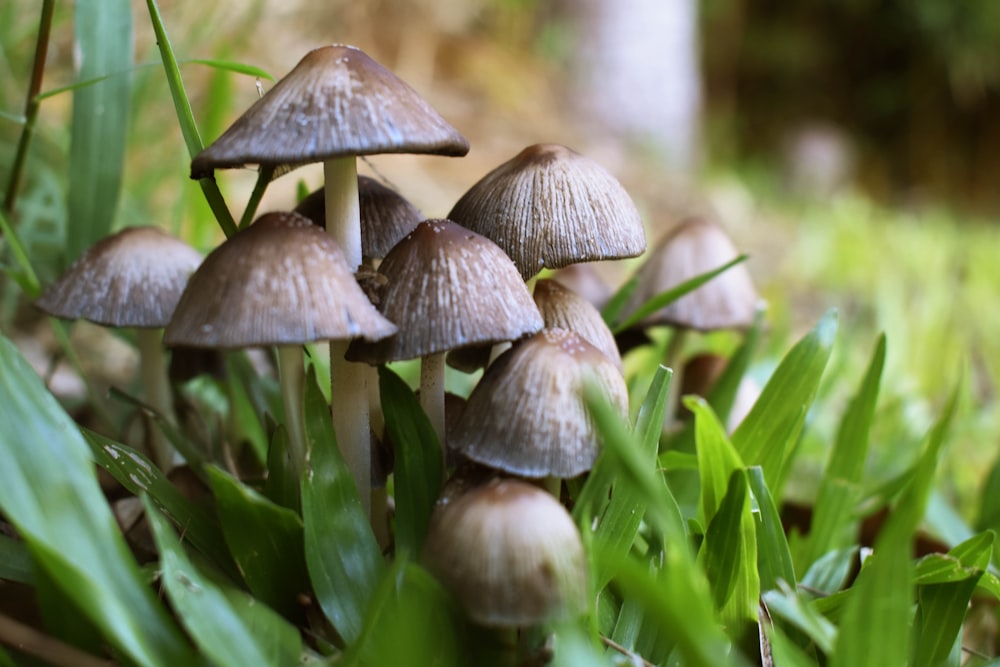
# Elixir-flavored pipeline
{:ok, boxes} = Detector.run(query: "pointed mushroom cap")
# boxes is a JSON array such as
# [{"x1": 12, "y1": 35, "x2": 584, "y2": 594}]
[
  {"x1": 294, "y1": 176, "x2": 423, "y2": 261},
  {"x1": 447, "y1": 143, "x2": 646, "y2": 279},
  {"x1": 190, "y1": 44, "x2": 469, "y2": 177},
  {"x1": 347, "y1": 219, "x2": 543, "y2": 363},
  {"x1": 450, "y1": 327, "x2": 628, "y2": 478},
  {"x1": 422, "y1": 478, "x2": 588, "y2": 627},
  {"x1": 532, "y1": 278, "x2": 623, "y2": 372},
  {"x1": 35, "y1": 226, "x2": 202, "y2": 328},
  {"x1": 163, "y1": 211, "x2": 397, "y2": 348},
  {"x1": 622, "y1": 216, "x2": 758, "y2": 332}
]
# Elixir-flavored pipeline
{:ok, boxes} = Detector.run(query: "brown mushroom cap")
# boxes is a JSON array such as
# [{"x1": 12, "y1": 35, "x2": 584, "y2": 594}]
[
  {"x1": 191, "y1": 44, "x2": 469, "y2": 178},
  {"x1": 450, "y1": 327, "x2": 629, "y2": 478},
  {"x1": 35, "y1": 226, "x2": 202, "y2": 328},
  {"x1": 163, "y1": 211, "x2": 397, "y2": 348},
  {"x1": 622, "y1": 216, "x2": 758, "y2": 332},
  {"x1": 532, "y1": 278, "x2": 623, "y2": 372},
  {"x1": 294, "y1": 176, "x2": 423, "y2": 261},
  {"x1": 346, "y1": 219, "x2": 543, "y2": 363},
  {"x1": 422, "y1": 478, "x2": 588, "y2": 627},
  {"x1": 447, "y1": 143, "x2": 646, "y2": 279}
]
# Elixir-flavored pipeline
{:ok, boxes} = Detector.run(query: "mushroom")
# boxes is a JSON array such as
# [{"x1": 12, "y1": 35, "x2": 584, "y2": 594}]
[
  {"x1": 422, "y1": 477, "x2": 588, "y2": 629},
  {"x1": 35, "y1": 226, "x2": 202, "y2": 469},
  {"x1": 190, "y1": 44, "x2": 469, "y2": 516},
  {"x1": 347, "y1": 219, "x2": 543, "y2": 450},
  {"x1": 163, "y1": 211, "x2": 396, "y2": 484},
  {"x1": 531, "y1": 278, "x2": 623, "y2": 372}
]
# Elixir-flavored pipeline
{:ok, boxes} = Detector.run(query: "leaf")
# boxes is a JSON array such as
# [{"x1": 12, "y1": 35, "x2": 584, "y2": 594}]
[
  {"x1": 0, "y1": 534, "x2": 33, "y2": 585},
  {"x1": 146, "y1": 498, "x2": 302, "y2": 667},
  {"x1": 688, "y1": 396, "x2": 744, "y2": 525},
  {"x1": 761, "y1": 582, "x2": 836, "y2": 655},
  {"x1": 0, "y1": 334, "x2": 196, "y2": 666},
  {"x1": 800, "y1": 547, "x2": 858, "y2": 596},
  {"x1": 301, "y1": 367, "x2": 385, "y2": 644},
  {"x1": 600, "y1": 273, "x2": 638, "y2": 327},
  {"x1": 183, "y1": 58, "x2": 274, "y2": 80},
  {"x1": 803, "y1": 334, "x2": 885, "y2": 568},
  {"x1": 731, "y1": 310, "x2": 837, "y2": 496},
  {"x1": 206, "y1": 466, "x2": 309, "y2": 619},
  {"x1": 748, "y1": 467, "x2": 796, "y2": 592},
  {"x1": 379, "y1": 366, "x2": 443, "y2": 556},
  {"x1": 66, "y1": 0, "x2": 133, "y2": 261}
]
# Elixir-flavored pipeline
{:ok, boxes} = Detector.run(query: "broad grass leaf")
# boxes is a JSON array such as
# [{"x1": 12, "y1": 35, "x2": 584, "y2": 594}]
[
  {"x1": 803, "y1": 334, "x2": 885, "y2": 568},
  {"x1": 732, "y1": 310, "x2": 837, "y2": 497},
  {"x1": 66, "y1": 0, "x2": 132, "y2": 261},
  {"x1": 765, "y1": 621, "x2": 822, "y2": 667},
  {"x1": 146, "y1": 498, "x2": 302, "y2": 667},
  {"x1": 301, "y1": 367, "x2": 384, "y2": 643},
  {"x1": 748, "y1": 467, "x2": 796, "y2": 592},
  {"x1": 688, "y1": 396, "x2": 744, "y2": 524},
  {"x1": 800, "y1": 547, "x2": 858, "y2": 596},
  {"x1": 206, "y1": 466, "x2": 309, "y2": 619},
  {"x1": 379, "y1": 366, "x2": 443, "y2": 556},
  {"x1": 0, "y1": 334, "x2": 196, "y2": 666},
  {"x1": 761, "y1": 582, "x2": 836, "y2": 655}
]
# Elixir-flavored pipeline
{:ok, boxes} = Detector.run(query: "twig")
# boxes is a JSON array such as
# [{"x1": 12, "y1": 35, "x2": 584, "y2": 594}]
[
  {"x1": 0, "y1": 612, "x2": 116, "y2": 667},
  {"x1": 600, "y1": 635, "x2": 655, "y2": 667}
]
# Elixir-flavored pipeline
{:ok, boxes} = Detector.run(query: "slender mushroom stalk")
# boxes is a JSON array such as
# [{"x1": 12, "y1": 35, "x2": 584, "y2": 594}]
[
  {"x1": 419, "y1": 351, "x2": 447, "y2": 447},
  {"x1": 329, "y1": 340, "x2": 371, "y2": 516},
  {"x1": 135, "y1": 328, "x2": 177, "y2": 469}
]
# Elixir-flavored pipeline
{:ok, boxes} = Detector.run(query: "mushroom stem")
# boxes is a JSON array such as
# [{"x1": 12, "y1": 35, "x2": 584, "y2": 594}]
[
  {"x1": 419, "y1": 351, "x2": 447, "y2": 462},
  {"x1": 276, "y1": 345, "x2": 307, "y2": 479},
  {"x1": 323, "y1": 157, "x2": 362, "y2": 270},
  {"x1": 135, "y1": 328, "x2": 176, "y2": 470},
  {"x1": 330, "y1": 340, "x2": 371, "y2": 517}
]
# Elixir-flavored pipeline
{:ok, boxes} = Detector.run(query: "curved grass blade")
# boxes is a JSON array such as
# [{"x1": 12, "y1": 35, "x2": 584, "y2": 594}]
[
  {"x1": 747, "y1": 467, "x2": 796, "y2": 592},
  {"x1": 146, "y1": 498, "x2": 302, "y2": 667},
  {"x1": 0, "y1": 334, "x2": 196, "y2": 666},
  {"x1": 301, "y1": 367, "x2": 384, "y2": 644},
  {"x1": 183, "y1": 58, "x2": 274, "y2": 80},
  {"x1": 379, "y1": 366, "x2": 443, "y2": 556}
]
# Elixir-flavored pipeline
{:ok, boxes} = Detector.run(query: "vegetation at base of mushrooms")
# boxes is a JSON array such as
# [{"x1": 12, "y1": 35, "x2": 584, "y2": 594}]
[{"x1": 0, "y1": 3, "x2": 996, "y2": 667}]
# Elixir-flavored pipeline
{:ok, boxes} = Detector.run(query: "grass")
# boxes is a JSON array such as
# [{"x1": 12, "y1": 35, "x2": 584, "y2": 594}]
[{"x1": 2, "y1": 2, "x2": 1000, "y2": 666}]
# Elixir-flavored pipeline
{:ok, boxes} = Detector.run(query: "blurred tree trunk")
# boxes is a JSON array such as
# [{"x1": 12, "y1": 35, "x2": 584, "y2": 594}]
[{"x1": 567, "y1": 0, "x2": 703, "y2": 172}]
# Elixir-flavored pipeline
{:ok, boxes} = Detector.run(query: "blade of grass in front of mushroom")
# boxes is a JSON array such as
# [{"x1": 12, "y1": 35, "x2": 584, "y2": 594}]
[
  {"x1": 747, "y1": 467, "x2": 796, "y2": 593},
  {"x1": 145, "y1": 0, "x2": 236, "y2": 238},
  {"x1": 108, "y1": 387, "x2": 209, "y2": 474}
]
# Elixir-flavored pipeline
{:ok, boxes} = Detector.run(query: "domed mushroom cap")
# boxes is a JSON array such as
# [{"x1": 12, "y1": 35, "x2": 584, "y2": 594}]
[
  {"x1": 622, "y1": 216, "x2": 758, "y2": 332},
  {"x1": 533, "y1": 278, "x2": 622, "y2": 372},
  {"x1": 422, "y1": 478, "x2": 588, "y2": 627},
  {"x1": 450, "y1": 327, "x2": 629, "y2": 478},
  {"x1": 294, "y1": 176, "x2": 423, "y2": 261},
  {"x1": 35, "y1": 226, "x2": 202, "y2": 328},
  {"x1": 447, "y1": 143, "x2": 646, "y2": 279},
  {"x1": 347, "y1": 219, "x2": 543, "y2": 363},
  {"x1": 191, "y1": 44, "x2": 469, "y2": 177},
  {"x1": 164, "y1": 211, "x2": 397, "y2": 348}
]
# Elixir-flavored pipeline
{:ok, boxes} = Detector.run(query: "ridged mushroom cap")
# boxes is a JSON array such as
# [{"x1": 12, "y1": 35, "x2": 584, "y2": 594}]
[
  {"x1": 450, "y1": 327, "x2": 629, "y2": 478},
  {"x1": 294, "y1": 176, "x2": 423, "y2": 261},
  {"x1": 191, "y1": 44, "x2": 469, "y2": 177},
  {"x1": 532, "y1": 278, "x2": 623, "y2": 372},
  {"x1": 422, "y1": 478, "x2": 588, "y2": 627},
  {"x1": 447, "y1": 143, "x2": 646, "y2": 279},
  {"x1": 163, "y1": 211, "x2": 397, "y2": 348},
  {"x1": 35, "y1": 226, "x2": 202, "y2": 328},
  {"x1": 347, "y1": 219, "x2": 543, "y2": 363},
  {"x1": 622, "y1": 216, "x2": 758, "y2": 332}
]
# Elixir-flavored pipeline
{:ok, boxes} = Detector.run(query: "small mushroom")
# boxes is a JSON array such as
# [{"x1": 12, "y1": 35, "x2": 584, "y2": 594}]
[{"x1": 532, "y1": 278, "x2": 623, "y2": 372}]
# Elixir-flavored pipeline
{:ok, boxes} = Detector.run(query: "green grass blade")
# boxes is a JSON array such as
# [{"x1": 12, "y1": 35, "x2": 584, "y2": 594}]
[
  {"x1": 183, "y1": 58, "x2": 274, "y2": 80},
  {"x1": 748, "y1": 467, "x2": 796, "y2": 592},
  {"x1": 600, "y1": 273, "x2": 638, "y2": 327},
  {"x1": 0, "y1": 208, "x2": 41, "y2": 296},
  {"x1": 761, "y1": 582, "x2": 836, "y2": 655},
  {"x1": 379, "y1": 366, "x2": 443, "y2": 556},
  {"x1": 0, "y1": 334, "x2": 196, "y2": 666},
  {"x1": 146, "y1": 498, "x2": 302, "y2": 666},
  {"x1": 688, "y1": 396, "x2": 744, "y2": 524},
  {"x1": 206, "y1": 466, "x2": 309, "y2": 619},
  {"x1": 301, "y1": 367, "x2": 385, "y2": 644},
  {"x1": 803, "y1": 334, "x2": 886, "y2": 568},
  {"x1": 731, "y1": 310, "x2": 837, "y2": 496},
  {"x1": 65, "y1": 0, "x2": 133, "y2": 261},
  {"x1": 0, "y1": 534, "x2": 34, "y2": 585}
]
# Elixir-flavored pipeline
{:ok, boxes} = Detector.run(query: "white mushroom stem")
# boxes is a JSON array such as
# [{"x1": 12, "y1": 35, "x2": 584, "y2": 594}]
[
  {"x1": 276, "y1": 345, "x2": 307, "y2": 479},
  {"x1": 330, "y1": 340, "x2": 371, "y2": 517},
  {"x1": 419, "y1": 351, "x2": 447, "y2": 453},
  {"x1": 136, "y1": 328, "x2": 176, "y2": 470},
  {"x1": 323, "y1": 156, "x2": 373, "y2": 518}
]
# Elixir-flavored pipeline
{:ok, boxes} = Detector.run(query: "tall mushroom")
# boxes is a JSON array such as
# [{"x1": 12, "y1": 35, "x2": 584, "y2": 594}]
[
  {"x1": 35, "y1": 226, "x2": 202, "y2": 470},
  {"x1": 190, "y1": 44, "x2": 469, "y2": 514}
]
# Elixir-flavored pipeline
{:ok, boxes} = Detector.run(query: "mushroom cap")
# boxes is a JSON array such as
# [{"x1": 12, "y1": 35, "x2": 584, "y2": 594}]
[
  {"x1": 191, "y1": 44, "x2": 469, "y2": 178},
  {"x1": 35, "y1": 226, "x2": 202, "y2": 328},
  {"x1": 163, "y1": 211, "x2": 397, "y2": 348},
  {"x1": 346, "y1": 219, "x2": 543, "y2": 363},
  {"x1": 532, "y1": 278, "x2": 623, "y2": 372},
  {"x1": 294, "y1": 176, "x2": 423, "y2": 261},
  {"x1": 422, "y1": 478, "x2": 588, "y2": 627},
  {"x1": 622, "y1": 216, "x2": 758, "y2": 332},
  {"x1": 552, "y1": 262, "x2": 614, "y2": 311},
  {"x1": 447, "y1": 143, "x2": 646, "y2": 279},
  {"x1": 450, "y1": 327, "x2": 629, "y2": 478}
]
